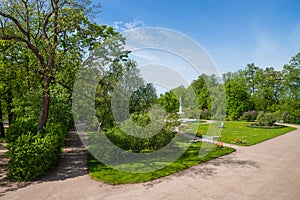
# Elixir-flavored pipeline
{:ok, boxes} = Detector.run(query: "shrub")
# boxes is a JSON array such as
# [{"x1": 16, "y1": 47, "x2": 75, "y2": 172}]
[
  {"x1": 130, "y1": 113, "x2": 151, "y2": 127},
  {"x1": 242, "y1": 110, "x2": 258, "y2": 122},
  {"x1": 7, "y1": 122, "x2": 66, "y2": 181},
  {"x1": 105, "y1": 125, "x2": 175, "y2": 153},
  {"x1": 257, "y1": 112, "x2": 276, "y2": 126},
  {"x1": 281, "y1": 110, "x2": 300, "y2": 124},
  {"x1": 229, "y1": 112, "x2": 239, "y2": 121},
  {"x1": 200, "y1": 109, "x2": 211, "y2": 120},
  {"x1": 6, "y1": 118, "x2": 37, "y2": 143}
]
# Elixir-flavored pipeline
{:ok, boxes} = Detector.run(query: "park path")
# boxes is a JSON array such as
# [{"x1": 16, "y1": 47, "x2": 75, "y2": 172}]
[{"x1": 1, "y1": 124, "x2": 300, "y2": 200}]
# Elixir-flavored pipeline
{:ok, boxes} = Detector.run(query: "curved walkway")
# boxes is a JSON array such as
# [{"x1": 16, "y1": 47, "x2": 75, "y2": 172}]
[{"x1": 1, "y1": 124, "x2": 300, "y2": 200}]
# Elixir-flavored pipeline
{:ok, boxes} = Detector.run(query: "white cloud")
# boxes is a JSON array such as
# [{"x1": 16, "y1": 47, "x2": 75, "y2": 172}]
[
  {"x1": 113, "y1": 18, "x2": 145, "y2": 32},
  {"x1": 124, "y1": 18, "x2": 144, "y2": 30},
  {"x1": 112, "y1": 21, "x2": 123, "y2": 30}
]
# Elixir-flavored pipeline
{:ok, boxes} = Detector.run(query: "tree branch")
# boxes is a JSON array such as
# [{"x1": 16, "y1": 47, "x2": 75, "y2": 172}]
[
  {"x1": 42, "y1": 11, "x2": 53, "y2": 47},
  {"x1": 0, "y1": 11, "x2": 29, "y2": 41}
]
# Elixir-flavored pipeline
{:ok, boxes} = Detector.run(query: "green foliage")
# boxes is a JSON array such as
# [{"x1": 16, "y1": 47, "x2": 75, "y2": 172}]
[
  {"x1": 95, "y1": 60, "x2": 152, "y2": 129},
  {"x1": 129, "y1": 83, "x2": 157, "y2": 114},
  {"x1": 164, "y1": 113, "x2": 180, "y2": 129},
  {"x1": 171, "y1": 85, "x2": 199, "y2": 119},
  {"x1": 6, "y1": 118, "x2": 37, "y2": 143},
  {"x1": 130, "y1": 112, "x2": 151, "y2": 127},
  {"x1": 158, "y1": 91, "x2": 179, "y2": 113},
  {"x1": 242, "y1": 110, "x2": 258, "y2": 122},
  {"x1": 225, "y1": 80, "x2": 250, "y2": 120},
  {"x1": 257, "y1": 112, "x2": 276, "y2": 126},
  {"x1": 191, "y1": 74, "x2": 214, "y2": 111},
  {"x1": 48, "y1": 85, "x2": 74, "y2": 129},
  {"x1": 7, "y1": 122, "x2": 66, "y2": 181},
  {"x1": 101, "y1": 112, "x2": 178, "y2": 153},
  {"x1": 105, "y1": 125, "x2": 175, "y2": 153},
  {"x1": 199, "y1": 109, "x2": 211, "y2": 120}
]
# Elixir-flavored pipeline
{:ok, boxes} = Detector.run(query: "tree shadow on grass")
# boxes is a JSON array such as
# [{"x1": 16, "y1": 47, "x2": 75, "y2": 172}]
[{"x1": 0, "y1": 129, "x2": 88, "y2": 197}]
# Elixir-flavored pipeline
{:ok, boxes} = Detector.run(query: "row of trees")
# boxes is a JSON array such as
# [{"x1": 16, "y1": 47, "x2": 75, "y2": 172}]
[
  {"x1": 223, "y1": 55, "x2": 299, "y2": 123},
  {"x1": 158, "y1": 53, "x2": 300, "y2": 124}
]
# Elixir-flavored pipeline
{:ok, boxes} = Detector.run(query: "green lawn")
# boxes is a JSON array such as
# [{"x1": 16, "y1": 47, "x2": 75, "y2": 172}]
[
  {"x1": 88, "y1": 142, "x2": 235, "y2": 185},
  {"x1": 181, "y1": 121, "x2": 296, "y2": 146}
]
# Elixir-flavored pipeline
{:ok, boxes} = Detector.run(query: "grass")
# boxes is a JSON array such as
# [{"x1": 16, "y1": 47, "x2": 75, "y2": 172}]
[
  {"x1": 88, "y1": 142, "x2": 235, "y2": 185},
  {"x1": 181, "y1": 121, "x2": 296, "y2": 146}
]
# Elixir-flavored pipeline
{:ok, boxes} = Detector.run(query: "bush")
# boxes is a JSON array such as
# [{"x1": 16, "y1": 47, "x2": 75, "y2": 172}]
[
  {"x1": 106, "y1": 125, "x2": 175, "y2": 153},
  {"x1": 200, "y1": 109, "x2": 211, "y2": 120},
  {"x1": 242, "y1": 110, "x2": 258, "y2": 122},
  {"x1": 7, "y1": 122, "x2": 66, "y2": 181},
  {"x1": 229, "y1": 112, "x2": 239, "y2": 121},
  {"x1": 257, "y1": 112, "x2": 276, "y2": 126},
  {"x1": 6, "y1": 118, "x2": 37, "y2": 143},
  {"x1": 281, "y1": 110, "x2": 300, "y2": 124}
]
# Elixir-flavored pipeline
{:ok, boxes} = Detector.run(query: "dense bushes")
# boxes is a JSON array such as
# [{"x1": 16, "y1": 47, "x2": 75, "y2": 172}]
[
  {"x1": 6, "y1": 118, "x2": 37, "y2": 143},
  {"x1": 242, "y1": 110, "x2": 258, "y2": 122},
  {"x1": 105, "y1": 126, "x2": 175, "y2": 153},
  {"x1": 257, "y1": 112, "x2": 276, "y2": 126},
  {"x1": 104, "y1": 113, "x2": 177, "y2": 153},
  {"x1": 7, "y1": 122, "x2": 67, "y2": 181},
  {"x1": 200, "y1": 109, "x2": 211, "y2": 120},
  {"x1": 5, "y1": 85, "x2": 74, "y2": 181}
]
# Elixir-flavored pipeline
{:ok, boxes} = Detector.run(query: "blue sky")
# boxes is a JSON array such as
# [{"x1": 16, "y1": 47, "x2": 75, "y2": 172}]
[{"x1": 95, "y1": 0, "x2": 300, "y2": 73}]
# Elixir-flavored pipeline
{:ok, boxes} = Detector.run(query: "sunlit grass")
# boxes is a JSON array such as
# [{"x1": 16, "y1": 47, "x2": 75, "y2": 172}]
[
  {"x1": 181, "y1": 121, "x2": 296, "y2": 146},
  {"x1": 88, "y1": 141, "x2": 235, "y2": 185}
]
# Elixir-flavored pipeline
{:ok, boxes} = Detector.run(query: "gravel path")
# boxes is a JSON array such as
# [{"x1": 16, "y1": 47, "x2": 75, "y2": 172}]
[{"x1": 1, "y1": 124, "x2": 300, "y2": 200}]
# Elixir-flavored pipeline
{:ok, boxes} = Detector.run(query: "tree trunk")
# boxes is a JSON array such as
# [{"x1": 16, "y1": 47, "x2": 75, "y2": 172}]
[
  {"x1": 37, "y1": 76, "x2": 51, "y2": 131},
  {"x1": 6, "y1": 89, "x2": 14, "y2": 125},
  {"x1": 0, "y1": 100, "x2": 5, "y2": 138}
]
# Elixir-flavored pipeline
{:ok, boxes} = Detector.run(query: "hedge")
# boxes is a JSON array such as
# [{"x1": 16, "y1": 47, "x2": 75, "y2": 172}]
[{"x1": 7, "y1": 122, "x2": 67, "y2": 181}]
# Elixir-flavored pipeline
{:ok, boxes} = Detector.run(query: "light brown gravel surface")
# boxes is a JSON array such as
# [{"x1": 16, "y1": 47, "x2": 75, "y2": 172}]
[{"x1": 1, "y1": 124, "x2": 300, "y2": 200}]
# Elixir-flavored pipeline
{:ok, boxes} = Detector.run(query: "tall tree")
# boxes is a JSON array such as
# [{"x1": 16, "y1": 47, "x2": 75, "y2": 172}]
[
  {"x1": 0, "y1": 0, "x2": 118, "y2": 130},
  {"x1": 244, "y1": 63, "x2": 259, "y2": 96},
  {"x1": 243, "y1": 63, "x2": 260, "y2": 110},
  {"x1": 191, "y1": 74, "x2": 213, "y2": 111},
  {"x1": 225, "y1": 79, "x2": 250, "y2": 120},
  {"x1": 281, "y1": 53, "x2": 300, "y2": 123}
]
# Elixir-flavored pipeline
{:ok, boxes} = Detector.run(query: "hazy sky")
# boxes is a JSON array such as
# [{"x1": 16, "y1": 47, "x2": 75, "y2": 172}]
[{"x1": 95, "y1": 0, "x2": 300, "y2": 73}]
